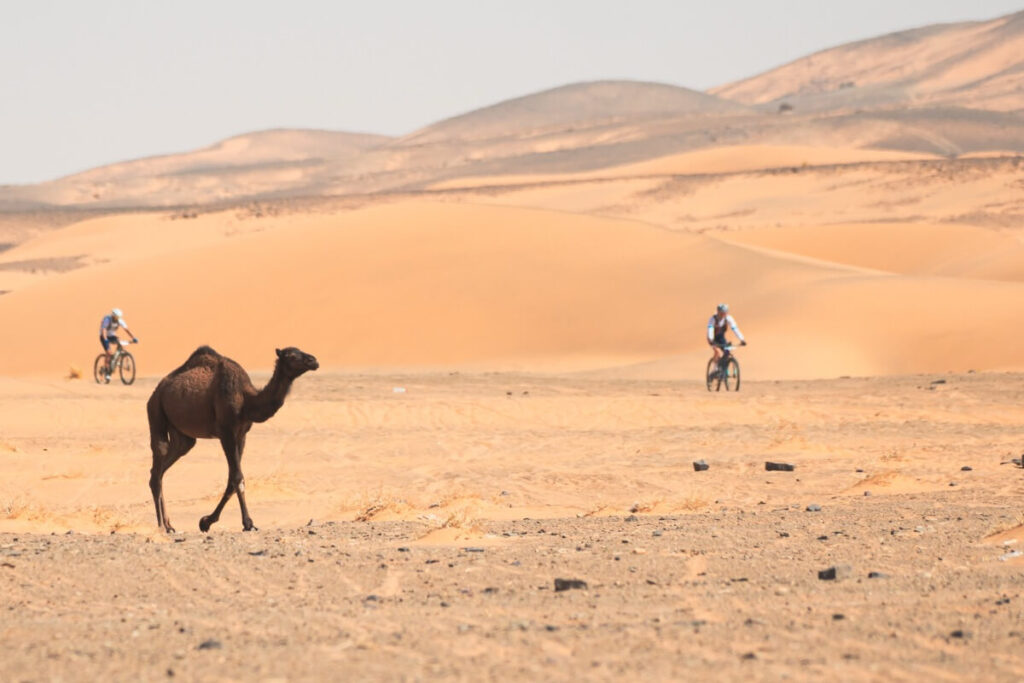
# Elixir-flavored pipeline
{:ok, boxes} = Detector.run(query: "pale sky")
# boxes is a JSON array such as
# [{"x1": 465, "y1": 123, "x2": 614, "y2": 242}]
[{"x1": 2, "y1": 0, "x2": 1021, "y2": 185}]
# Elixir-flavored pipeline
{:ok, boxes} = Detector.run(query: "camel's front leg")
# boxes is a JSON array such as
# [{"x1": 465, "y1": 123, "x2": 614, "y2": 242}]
[
  {"x1": 200, "y1": 432, "x2": 242, "y2": 532},
  {"x1": 233, "y1": 430, "x2": 257, "y2": 531}
]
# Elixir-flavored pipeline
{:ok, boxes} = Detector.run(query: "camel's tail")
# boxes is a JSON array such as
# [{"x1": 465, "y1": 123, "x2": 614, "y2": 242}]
[{"x1": 146, "y1": 389, "x2": 169, "y2": 453}]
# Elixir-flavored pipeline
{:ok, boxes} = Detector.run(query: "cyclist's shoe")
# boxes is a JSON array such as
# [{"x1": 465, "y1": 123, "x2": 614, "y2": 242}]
[{"x1": 104, "y1": 372, "x2": 111, "y2": 383}]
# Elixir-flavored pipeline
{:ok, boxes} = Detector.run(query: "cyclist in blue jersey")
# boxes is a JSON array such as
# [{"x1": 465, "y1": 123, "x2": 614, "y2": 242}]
[
  {"x1": 707, "y1": 303, "x2": 745, "y2": 375},
  {"x1": 99, "y1": 308, "x2": 138, "y2": 380}
]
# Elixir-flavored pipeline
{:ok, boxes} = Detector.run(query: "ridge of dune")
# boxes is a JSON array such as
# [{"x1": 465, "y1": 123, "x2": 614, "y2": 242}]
[
  {"x1": 717, "y1": 222, "x2": 1024, "y2": 281},
  {"x1": 710, "y1": 10, "x2": 1024, "y2": 112},
  {"x1": 427, "y1": 144, "x2": 938, "y2": 190}
]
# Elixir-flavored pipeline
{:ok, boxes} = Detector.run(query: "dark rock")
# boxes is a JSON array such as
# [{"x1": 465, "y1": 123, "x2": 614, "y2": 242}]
[
  {"x1": 692, "y1": 459, "x2": 710, "y2": 472},
  {"x1": 832, "y1": 613, "x2": 845, "y2": 620},
  {"x1": 765, "y1": 462, "x2": 795, "y2": 472},
  {"x1": 624, "y1": 515, "x2": 639, "y2": 522},
  {"x1": 806, "y1": 504, "x2": 822, "y2": 512},
  {"x1": 364, "y1": 594, "x2": 380, "y2": 602},
  {"x1": 197, "y1": 639, "x2": 222, "y2": 650},
  {"x1": 867, "y1": 571, "x2": 889, "y2": 579},
  {"x1": 950, "y1": 629, "x2": 969, "y2": 639},
  {"x1": 931, "y1": 379, "x2": 947, "y2": 385},
  {"x1": 960, "y1": 466, "x2": 973, "y2": 472},
  {"x1": 248, "y1": 550, "x2": 266, "y2": 556},
  {"x1": 741, "y1": 652, "x2": 757, "y2": 660},
  {"x1": 818, "y1": 565, "x2": 852, "y2": 581},
  {"x1": 397, "y1": 547, "x2": 409, "y2": 552},
  {"x1": 545, "y1": 624, "x2": 559, "y2": 632},
  {"x1": 863, "y1": 491, "x2": 872, "y2": 496},
  {"x1": 652, "y1": 530, "x2": 663, "y2": 537},
  {"x1": 554, "y1": 578, "x2": 588, "y2": 592},
  {"x1": 462, "y1": 547, "x2": 485, "y2": 553}
]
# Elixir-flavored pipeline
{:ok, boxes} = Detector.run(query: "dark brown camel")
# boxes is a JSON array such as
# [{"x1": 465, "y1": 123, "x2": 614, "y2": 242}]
[{"x1": 147, "y1": 345, "x2": 318, "y2": 533}]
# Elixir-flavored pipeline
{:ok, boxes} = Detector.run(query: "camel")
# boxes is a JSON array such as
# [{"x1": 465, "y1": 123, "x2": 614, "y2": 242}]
[{"x1": 147, "y1": 345, "x2": 318, "y2": 533}]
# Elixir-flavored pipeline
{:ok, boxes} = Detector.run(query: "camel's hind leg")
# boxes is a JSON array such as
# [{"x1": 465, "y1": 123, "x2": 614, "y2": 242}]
[{"x1": 149, "y1": 427, "x2": 195, "y2": 533}]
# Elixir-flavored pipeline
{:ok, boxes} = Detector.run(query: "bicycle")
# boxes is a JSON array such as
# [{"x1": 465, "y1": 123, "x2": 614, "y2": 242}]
[
  {"x1": 706, "y1": 342, "x2": 742, "y2": 392},
  {"x1": 94, "y1": 339, "x2": 138, "y2": 385}
]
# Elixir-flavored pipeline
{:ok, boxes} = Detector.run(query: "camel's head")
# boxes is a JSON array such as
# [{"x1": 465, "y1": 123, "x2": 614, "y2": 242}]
[{"x1": 276, "y1": 347, "x2": 319, "y2": 378}]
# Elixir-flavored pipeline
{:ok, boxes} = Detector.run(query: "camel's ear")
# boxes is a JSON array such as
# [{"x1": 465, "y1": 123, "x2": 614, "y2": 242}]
[{"x1": 276, "y1": 348, "x2": 283, "y2": 358}]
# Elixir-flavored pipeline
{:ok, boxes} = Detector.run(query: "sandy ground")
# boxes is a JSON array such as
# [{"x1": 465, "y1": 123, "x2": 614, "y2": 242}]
[{"x1": 2, "y1": 370, "x2": 1023, "y2": 680}]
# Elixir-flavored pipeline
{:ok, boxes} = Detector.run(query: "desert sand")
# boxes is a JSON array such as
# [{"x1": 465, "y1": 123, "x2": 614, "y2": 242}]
[
  {"x1": 3, "y1": 7, "x2": 1024, "y2": 681},
  {"x1": 2, "y1": 372, "x2": 1024, "y2": 681}
]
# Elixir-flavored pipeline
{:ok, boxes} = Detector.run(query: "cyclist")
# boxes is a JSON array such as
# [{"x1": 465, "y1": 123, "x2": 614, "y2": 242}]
[
  {"x1": 707, "y1": 303, "x2": 745, "y2": 375},
  {"x1": 99, "y1": 308, "x2": 138, "y2": 380}
]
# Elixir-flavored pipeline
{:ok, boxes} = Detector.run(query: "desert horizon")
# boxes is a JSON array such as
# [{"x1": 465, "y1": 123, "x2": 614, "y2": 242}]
[{"x1": 3, "y1": 5, "x2": 1024, "y2": 681}]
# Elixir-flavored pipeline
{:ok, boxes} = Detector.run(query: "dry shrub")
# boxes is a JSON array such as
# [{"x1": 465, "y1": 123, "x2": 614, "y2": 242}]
[
  {"x1": 1, "y1": 496, "x2": 39, "y2": 520},
  {"x1": 351, "y1": 488, "x2": 409, "y2": 522},
  {"x1": 67, "y1": 365, "x2": 82, "y2": 380},
  {"x1": 87, "y1": 506, "x2": 130, "y2": 532},
  {"x1": 438, "y1": 506, "x2": 483, "y2": 534},
  {"x1": 676, "y1": 496, "x2": 710, "y2": 511}
]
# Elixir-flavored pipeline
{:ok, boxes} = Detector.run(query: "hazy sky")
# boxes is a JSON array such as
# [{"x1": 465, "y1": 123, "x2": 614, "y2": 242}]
[{"x1": 2, "y1": 0, "x2": 1021, "y2": 185}]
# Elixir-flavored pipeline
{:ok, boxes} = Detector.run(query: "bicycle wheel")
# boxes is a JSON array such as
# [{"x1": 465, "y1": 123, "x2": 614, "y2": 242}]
[
  {"x1": 94, "y1": 354, "x2": 110, "y2": 384},
  {"x1": 723, "y1": 357, "x2": 741, "y2": 391},
  {"x1": 119, "y1": 352, "x2": 136, "y2": 385},
  {"x1": 706, "y1": 358, "x2": 717, "y2": 391}
]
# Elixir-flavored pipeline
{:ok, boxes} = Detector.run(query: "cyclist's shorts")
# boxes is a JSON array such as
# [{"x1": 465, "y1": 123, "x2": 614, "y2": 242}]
[{"x1": 101, "y1": 334, "x2": 118, "y2": 351}]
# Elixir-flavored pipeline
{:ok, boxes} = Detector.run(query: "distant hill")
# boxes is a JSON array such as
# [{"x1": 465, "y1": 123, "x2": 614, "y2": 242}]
[
  {"x1": 710, "y1": 10, "x2": 1024, "y2": 112},
  {"x1": 401, "y1": 80, "x2": 751, "y2": 144},
  {"x1": 5, "y1": 8, "x2": 1024, "y2": 214},
  {"x1": 4, "y1": 129, "x2": 390, "y2": 208}
]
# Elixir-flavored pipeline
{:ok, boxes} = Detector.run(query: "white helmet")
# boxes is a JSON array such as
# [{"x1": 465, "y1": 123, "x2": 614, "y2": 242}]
[
  {"x1": 716, "y1": 303, "x2": 729, "y2": 313},
  {"x1": 112, "y1": 308, "x2": 123, "y2": 319}
]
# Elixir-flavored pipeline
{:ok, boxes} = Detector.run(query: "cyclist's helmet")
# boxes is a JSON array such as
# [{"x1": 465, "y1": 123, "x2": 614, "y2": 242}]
[
  {"x1": 112, "y1": 308, "x2": 123, "y2": 319},
  {"x1": 716, "y1": 303, "x2": 729, "y2": 313}
]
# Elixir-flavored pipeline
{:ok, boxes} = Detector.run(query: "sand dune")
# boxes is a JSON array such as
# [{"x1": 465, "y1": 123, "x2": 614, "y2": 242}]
[{"x1": 2, "y1": 200, "x2": 1024, "y2": 380}]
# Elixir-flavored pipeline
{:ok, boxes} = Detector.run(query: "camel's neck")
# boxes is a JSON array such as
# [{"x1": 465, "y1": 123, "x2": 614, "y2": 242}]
[{"x1": 243, "y1": 362, "x2": 295, "y2": 423}]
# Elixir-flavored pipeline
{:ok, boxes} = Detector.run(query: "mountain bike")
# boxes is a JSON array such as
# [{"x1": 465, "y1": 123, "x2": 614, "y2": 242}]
[
  {"x1": 94, "y1": 339, "x2": 137, "y2": 385},
  {"x1": 706, "y1": 342, "x2": 742, "y2": 392}
]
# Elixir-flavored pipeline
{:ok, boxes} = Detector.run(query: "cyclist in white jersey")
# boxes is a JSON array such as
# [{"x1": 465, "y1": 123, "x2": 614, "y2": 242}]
[
  {"x1": 707, "y1": 303, "x2": 746, "y2": 368},
  {"x1": 99, "y1": 308, "x2": 138, "y2": 379}
]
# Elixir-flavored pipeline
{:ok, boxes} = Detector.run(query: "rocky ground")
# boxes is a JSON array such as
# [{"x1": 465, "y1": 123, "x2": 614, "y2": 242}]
[{"x1": 3, "y1": 495, "x2": 1023, "y2": 681}]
